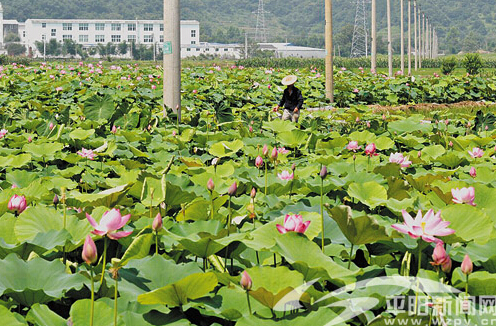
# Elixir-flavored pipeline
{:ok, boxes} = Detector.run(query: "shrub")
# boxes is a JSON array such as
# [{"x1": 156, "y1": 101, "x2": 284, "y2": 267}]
[
  {"x1": 441, "y1": 56, "x2": 458, "y2": 75},
  {"x1": 462, "y1": 53, "x2": 483, "y2": 75}
]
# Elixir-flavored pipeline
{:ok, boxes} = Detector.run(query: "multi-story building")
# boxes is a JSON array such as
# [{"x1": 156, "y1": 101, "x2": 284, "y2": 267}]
[{"x1": 0, "y1": 2, "x2": 200, "y2": 58}]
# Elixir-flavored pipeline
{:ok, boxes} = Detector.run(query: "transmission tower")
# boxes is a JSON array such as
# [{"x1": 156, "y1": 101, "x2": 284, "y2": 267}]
[
  {"x1": 254, "y1": 0, "x2": 269, "y2": 42},
  {"x1": 350, "y1": 0, "x2": 370, "y2": 57}
]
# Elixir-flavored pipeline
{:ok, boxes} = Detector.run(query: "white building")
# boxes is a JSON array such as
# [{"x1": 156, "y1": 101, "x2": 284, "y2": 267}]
[
  {"x1": 0, "y1": 2, "x2": 200, "y2": 58},
  {"x1": 181, "y1": 42, "x2": 242, "y2": 59},
  {"x1": 259, "y1": 43, "x2": 326, "y2": 59}
]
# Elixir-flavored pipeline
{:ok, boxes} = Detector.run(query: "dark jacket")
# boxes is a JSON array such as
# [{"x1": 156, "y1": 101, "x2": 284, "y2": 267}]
[{"x1": 278, "y1": 86, "x2": 304, "y2": 112}]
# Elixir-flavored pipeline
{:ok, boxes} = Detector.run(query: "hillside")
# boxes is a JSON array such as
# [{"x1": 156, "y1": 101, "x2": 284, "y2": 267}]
[{"x1": 2, "y1": 0, "x2": 494, "y2": 55}]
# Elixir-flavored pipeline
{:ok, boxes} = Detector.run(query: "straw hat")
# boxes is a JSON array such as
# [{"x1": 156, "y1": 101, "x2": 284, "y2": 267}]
[{"x1": 281, "y1": 75, "x2": 297, "y2": 86}]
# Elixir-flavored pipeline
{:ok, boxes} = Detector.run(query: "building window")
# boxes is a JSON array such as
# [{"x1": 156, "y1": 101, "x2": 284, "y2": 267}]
[
  {"x1": 144, "y1": 35, "x2": 153, "y2": 43},
  {"x1": 128, "y1": 24, "x2": 136, "y2": 31},
  {"x1": 191, "y1": 30, "x2": 196, "y2": 38},
  {"x1": 79, "y1": 23, "x2": 89, "y2": 31},
  {"x1": 191, "y1": 41, "x2": 196, "y2": 45},
  {"x1": 111, "y1": 23, "x2": 121, "y2": 31},
  {"x1": 63, "y1": 23, "x2": 72, "y2": 31},
  {"x1": 63, "y1": 35, "x2": 72, "y2": 40},
  {"x1": 111, "y1": 35, "x2": 121, "y2": 43},
  {"x1": 128, "y1": 35, "x2": 136, "y2": 43},
  {"x1": 95, "y1": 23, "x2": 105, "y2": 31},
  {"x1": 205, "y1": 48, "x2": 209, "y2": 52},
  {"x1": 51, "y1": 29, "x2": 56, "y2": 37},
  {"x1": 224, "y1": 48, "x2": 228, "y2": 52},
  {"x1": 42, "y1": 34, "x2": 46, "y2": 40},
  {"x1": 187, "y1": 48, "x2": 191, "y2": 52},
  {"x1": 79, "y1": 35, "x2": 89, "y2": 43},
  {"x1": 42, "y1": 23, "x2": 46, "y2": 28},
  {"x1": 159, "y1": 35, "x2": 164, "y2": 43},
  {"x1": 95, "y1": 35, "x2": 105, "y2": 43},
  {"x1": 216, "y1": 48, "x2": 219, "y2": 52},
  {"x1": 144, "y1": 24, "x2": 153, "y2": 31},
  {"x1": 160, "y1": 24, "x2": 164, "y2": 31},
  {"x1": 196, "y1": 48, "x2": 200, "y2": 51},
  {"x1": 22, "y1": 31, "x2": 26, "y2": 38}
]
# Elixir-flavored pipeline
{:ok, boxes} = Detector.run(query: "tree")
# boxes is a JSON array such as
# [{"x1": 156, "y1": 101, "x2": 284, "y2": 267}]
[
  {"x1": 118, "y1": 41, "x2": 128, "y2": 55},
  {"x1": 62, "y1": 39, "x2": 77, "y2": 57},
  {"x1": 4, "y1": 33, "x2": 20, "y2": 43},
  {"x1": 6, "y1": 43, "x2": 26, "y2": 56},
  {"x1": 334, "y1": 24, "x2": 354, "y2": 57},
  {"x1": 445, "y1": 27, "x2": 461, "y2": 54}
]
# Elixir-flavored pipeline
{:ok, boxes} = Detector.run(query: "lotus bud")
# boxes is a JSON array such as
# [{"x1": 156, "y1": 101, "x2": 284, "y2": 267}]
[
  {"x1": 28, "y1": 136, "x2": 32, "y2": 143},
  {"x1": 262, "y1": 144, "x2": 269, "y2": 157},
  {"x1": 271, "y1": 147, "x2": 278, "y2": 161},
  {"x1": 53, "y1": 194, "x2": 59, "y2": 206},
  {"x1": 255, "y1": 156, "x2": 263, "y2": 168},
  {"x1": 291, "y1": 163, "x2": 296, "y2": 171},
  {"x1": 207, "y1": 178, "x2": 215, "y2": 192},
  {"x1": 418, "y1": 151, "x2": 422, "y2": 158},
  {"x1": 485, "y1": 125, "x2": 489, "y2": 131},
  {"x1": 152, "y1": 213, "x2": 163, "y2": 232},
  {"x1": 382, "y1": 113, "x2": 386, "y2": 120},
  {"x1": 212, "y1": 157, "x2": 219, "y2": 166},
  {"x1": 249, "y1": 125, "x2": 253, "y2": 133},
  {"x1": 49, "y1": 122, "x2": 54, "y2": 130},
  {"x1": 431, "y1": 242, "x2": 448, "y2": 266},
  {"x1": 469, "y1": 167, "x2": 476, "y2": 178},
  {"x1": 111, "y1": 125, "x2": 117, "y2": 134},
  {"x1": 82, "y1": 235, "x2": 98, "y2": 265},
  {"x1": 461, "y1": 254, "x2": 473, "y2": 275},
  {"x1": 250, "y1": 188, "x2": 256, "y2": 198},
  {"x1": 441, "y1": 256, "x2": 452, "y2": 273},
  {"x1": 8, "y1": 195, "x2": 27, "y2": 215},
  {"x1": 240, "y1": 271, "x2": 252, "y2": 290},
  {"x1": 320, "y1": 165, "x2": 328, "y2": 179},
  {"x1": 228, "y1": 182, "x2": 237, "y2": 196}
]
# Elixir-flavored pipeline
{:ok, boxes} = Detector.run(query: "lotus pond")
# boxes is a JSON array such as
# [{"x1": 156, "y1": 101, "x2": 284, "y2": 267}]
[{"x1": 1, "y1": 62, "x2": 496, "y2": 325}]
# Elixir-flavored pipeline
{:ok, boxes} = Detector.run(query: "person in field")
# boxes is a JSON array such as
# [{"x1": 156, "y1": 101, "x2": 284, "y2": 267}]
[{"x1": 274, "y1": 75, "x2": 304, "y2": 123}]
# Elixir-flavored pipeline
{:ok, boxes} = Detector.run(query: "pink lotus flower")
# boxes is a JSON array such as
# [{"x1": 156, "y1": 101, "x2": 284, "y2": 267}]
[
  {"x1": 82, "y1": 235, "x2": 98, "y2": 265},
  {"x1": 364, "y1": 143, "x2": 378, "y2": 157},
  {"x1": 353, "y1": 88, "x2": 359, "y2": 93},
  {"x1": 469, "y1": 167, "x2": 476, "y2": 178},
  {"x1": 8, "y1": 195, "x2": 27, "y2": 215},
  {"x1": 56, "y1": 87, "x2": 63, "y2": 92},
  {"x1": 255, "y1": 156, "x2": 263, "y2": 168},
  {"x1": 277, "y1": 170, "x2": 294, "y2": 181},
  {"x1": 86, "y1": 208, "x2": 132, "y2": 239},
  {"x1": 0, "y1": 129, "x2": 7, "y2": 139},
  {"x1": 346, "y1": 141, "x2": 361, "y2": 152},
  {"x1": 151, "y1": 85, "x2": 156, "y2": 90},
  {"x1": 389, "y1": 153, "x2": 412, "y2": 168},
  {"x1": 49, "y1": 122, "x2": 54, "y2": 130},
  {"x1": 391, "y1": 209, "x2": 455, "y2": 244},
  {"x1": 111, "y1": 125, "x2": 117, "y2": 134},
  {"x1": 276, "y1": 214, "x2": 311, "y2": 234},
  {"x1": 77, "y1": 148, "x2": 96, "y2": 160},
  {"x1": 240, "y1": 271, "x2": 252, "y2": 290},
  {"x1": 451, "y1": 187, "x2": 476, "y2": 206},
  {"x1": 461, "y1": 254, "x2": 473, "y2": 275},
  {"x1": 277, "y1": 147, "x2": 289, "y2": 155},
  {"x1": 468, "y1": 147, "x2": 484, "y2": 158}
]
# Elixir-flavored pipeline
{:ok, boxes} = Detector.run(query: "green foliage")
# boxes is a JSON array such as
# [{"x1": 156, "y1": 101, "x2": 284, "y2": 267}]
[
  {"x1": 462, "y1": 53, "x2": 484, "y2": 75},
  {"x1": 441, "y1": 56, "x2": 458, "y2": 75}
]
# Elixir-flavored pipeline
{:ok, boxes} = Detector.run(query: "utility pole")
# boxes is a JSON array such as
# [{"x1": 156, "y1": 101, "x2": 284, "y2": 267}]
[
  {"x1": 422, "y1": 13, "x2": 426, "y2": 60},
  {"x1": 426, "y1": 18, "x2": 429, "y2": 59},
  {"x1": 371, "y1": 0, "x2": 377, "y2": 72},
  {"x1": 408, "y1": 0, "x2": 411, "y2": 75},
  {"x1": 351, "y1": 0, "x2": 369, "y2": 58},
  {"x1": 325, "y1": 0, "x2": 334, "y2": 102},
  {"x1": 244, "y1": 33, "x2": 248, "y2": 59},
  {"x1": 163, "y1": 0, "x2": 181, "y2": 120},
  {"x1": 418, "y1": 7, "x2": 422, "y2": 69},
  {"x1": 43, "y1": 36, "x2": 46, "y2": 61},
  {"x1": 414, "y1": 0, "x2": 417, "y2": 70},
  {"x1": 387, "y1": 0, "x2": 392, "y2": 77},
  {"x1": 400, "y1": 0, "x2": 404, "y2": 73}
]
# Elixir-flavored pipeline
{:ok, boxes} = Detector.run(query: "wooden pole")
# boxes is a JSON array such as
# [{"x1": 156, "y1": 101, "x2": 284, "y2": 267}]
[
  {"x1": 414, "y1": 0, "x2": 417, "y2": 70},
  {"x1": 163, "y1": 0, "x2": 181, "y2": 120},
  {"x1": 422, "y1": 13, "x2": 426, "y2": 60},
  {"x1": 408, "y1": 0, "x2": 411, "y2": 75},
  {"x1": 325, "y1": 0, "x2": 334, "y2": 102},
  {"x1": 400, "y1": 0, "x2": 404, "y2": 73},
  {"x1": 371, "y1": 0, "x2": 377, "y2": 73},
  {"x1": 387, "y1": 0, "x2": 393, "y2": 77}
]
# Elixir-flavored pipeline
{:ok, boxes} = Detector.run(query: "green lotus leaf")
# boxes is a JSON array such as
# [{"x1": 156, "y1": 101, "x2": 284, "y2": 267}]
[
  {"x1": 262, "y1": 119, "x2": 296, "y2": 133},
  {"x1": 69, "y1": 128, "x2": 95, "y2": 140},
  {"x1": 83, "y1": 94, "x2": 116, "y2": 121},
  {"x1": 23, "y1": 142, "x2": 64, "y2": 159},
  {"x1": 0, "y1": 254, "x2": 86, "y2": 306},
  {"x1": 442, "y1": 205, "x2": 493, "y2": 244},
  {"x1": 70, "y1": 299, "x2": 116, "y2": 326},
  {"x1": 0, "y1": 154, "x2": 32, "y2": 168},
  {"x1": 0, "y1": 305, "x2": 27, "y2": 326},
  {"x1": 137, "y1": 272, "x2": 218, "y2": 307},
  {"x1": 26, "y1": 304, "x2": 66, "y2": 326},
  {"x1": 114, "y1": 233, "x2": 154, "y2": 267},
  {"x1": 208, "y1": 140, "x2": 244, "y2": 158},
  {"x1": 326, "y1": 205, "x2": 390, "y2": 245},
  {"x1": 347, "y1": 181, "x2": 388, "y2": 208},
  {"x1": 72, "y1": 183, "x2": 131, "y2": 207},
  {"x1": 276, "y1": 129, "x2": 308, "y2": 147}
]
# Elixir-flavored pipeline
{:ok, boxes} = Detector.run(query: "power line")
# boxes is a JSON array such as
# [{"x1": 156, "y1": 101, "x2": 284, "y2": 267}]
[
  {"x1": 350, "y1": 0, "x2": 370, "y2": 57},
  {"x1": 253, "y1": 0, "x2": 269, "y2": 42}
]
